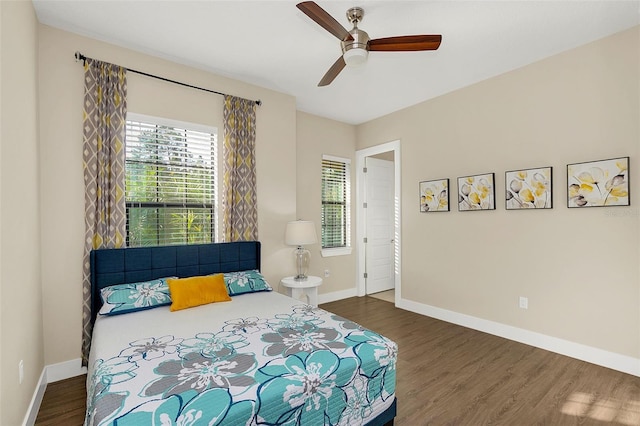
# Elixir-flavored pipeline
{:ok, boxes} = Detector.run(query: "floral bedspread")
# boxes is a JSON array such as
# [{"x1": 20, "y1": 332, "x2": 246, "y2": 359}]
[{"x1": 85, "y1": 291, "x2": 397, "y2": 426}]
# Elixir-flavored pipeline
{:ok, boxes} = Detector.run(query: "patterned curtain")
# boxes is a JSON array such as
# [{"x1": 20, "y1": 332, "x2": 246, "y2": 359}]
[
  {"x1": 222, "y1": 95, "x2": 258, "y2": 241},
  {"x1": 81, "y1": 59, "x2": 127, "y2": 365}
]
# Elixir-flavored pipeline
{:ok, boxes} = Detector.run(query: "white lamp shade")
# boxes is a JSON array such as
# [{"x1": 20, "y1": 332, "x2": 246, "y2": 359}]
[{"x1": 285, "y1": 221, "x2": 317, "y2": 246}]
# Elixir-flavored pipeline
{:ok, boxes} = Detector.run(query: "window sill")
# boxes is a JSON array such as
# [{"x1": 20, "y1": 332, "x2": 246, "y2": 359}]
[{"x1": 321, "y1": 247, "x2": 352, "y2": 257}]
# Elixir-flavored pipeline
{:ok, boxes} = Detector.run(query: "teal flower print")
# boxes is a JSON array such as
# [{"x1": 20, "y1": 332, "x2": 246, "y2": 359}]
[
  {"x1": 222, "y1": 317, "x2": 269, "y2": 335},
  {"x1": 113, "y1": 388, "x2": 256, "y2": 426},
  {"x1": 268, "y1": 312, "x2": 323, "y2": 331},
  {"x1": 85, "y1": 356, "x2": 137, "y2": 426},
  {"x1": 347, "y1": 330, "x2": 397, "y2": 400},
  {"x1": 337, "y1": 374, "x2": 374, "y2": 426},
  {"x1": 180, "y1": 331, "x2": 249, "y2": 359},
  {"x1": 257, "y1": 350, "x2": 358, "y2": 425},
  {"x1": 119, "y1": 335, "x2": 182, "y2": 362}
]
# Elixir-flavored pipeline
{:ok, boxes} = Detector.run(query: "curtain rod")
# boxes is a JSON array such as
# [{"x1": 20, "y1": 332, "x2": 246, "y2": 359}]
[{"x1": 74, "y1": 52, "x2": 262, "y2": 106}]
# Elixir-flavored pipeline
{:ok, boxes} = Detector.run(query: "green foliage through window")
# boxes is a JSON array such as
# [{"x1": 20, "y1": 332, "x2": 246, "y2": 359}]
[{"x1": 125, "y1": 117, "x2": 217, "y2": 247}]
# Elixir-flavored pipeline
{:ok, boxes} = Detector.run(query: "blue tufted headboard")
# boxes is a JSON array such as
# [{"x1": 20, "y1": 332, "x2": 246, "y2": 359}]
[{"x1": 90, "y1": 241, "x2": 261, "y2": 323}]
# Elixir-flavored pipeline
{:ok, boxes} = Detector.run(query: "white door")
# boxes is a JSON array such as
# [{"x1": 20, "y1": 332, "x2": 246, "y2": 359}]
[{"x1": 365, "y1": 157, "x2": 395, "y2": 294}]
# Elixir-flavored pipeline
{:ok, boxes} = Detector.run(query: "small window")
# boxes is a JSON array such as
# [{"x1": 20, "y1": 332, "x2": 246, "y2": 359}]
[
  {"x1": 125, "y1": 114, "x2": 218, "y2": 247},
  {"x1": 321, "y1": 155, "x2": 352, "y2": 256}
]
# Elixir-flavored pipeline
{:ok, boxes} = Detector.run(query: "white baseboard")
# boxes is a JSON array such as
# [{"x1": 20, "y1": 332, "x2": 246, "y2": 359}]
[
  {"x1": 22, "y1": 368, "x2": 47, "y2": 426},
  {"x1": 23, "y1": 358, "x2": 88, "y2": 425},
  {"x1": 398, "y1": 298, "x2": 640, "y2": 377},
  {"x1": 318, "y1": 287, "x2": 358, "y2": 305},
  {"x1": 46, "y1": 358, "x2": 87, "y2": 383}
]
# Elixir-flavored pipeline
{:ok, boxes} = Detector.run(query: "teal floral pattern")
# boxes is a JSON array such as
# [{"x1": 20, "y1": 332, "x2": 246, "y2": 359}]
[
  {"x1": 223, "y1": 270, "x2": 272, "y2": 295},
  {"x1": 98, "y1": 278, "x2": 172, "y2": 316},
  {"x1": 347, "y1": 330, "x2": 397, "y2": 401},
  {"x1": 120, "y1": 335, "x2": 182, "y2": 362},
  {"x1": 86, "y1": 304, "x2": 396, "y2": 426},
  {"x1": 256, "y1": 350, "x2": 357, "y2": 425},
  {"x1": 180, "y1": 331, "x2": 249, "y2": 358}
]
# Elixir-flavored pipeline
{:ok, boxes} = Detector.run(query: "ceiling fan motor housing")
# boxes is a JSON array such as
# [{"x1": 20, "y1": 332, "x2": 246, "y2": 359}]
[
  {"x1": 341, "y1": 7, "x2": 369, "y2": 66},
  {"x1": 341, "y1": 30, "x2": 369, "y2": 66}
]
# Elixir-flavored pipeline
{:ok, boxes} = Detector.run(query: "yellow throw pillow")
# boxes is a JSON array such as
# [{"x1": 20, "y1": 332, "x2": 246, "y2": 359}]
[{"x1": 167, "y1": 274, "x2": 231, "y2": 311}]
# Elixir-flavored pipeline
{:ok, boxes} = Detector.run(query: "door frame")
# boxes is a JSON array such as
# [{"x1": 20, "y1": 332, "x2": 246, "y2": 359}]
[{"x1": 356, "y1": 140, "x2": 401, "y2": 302}]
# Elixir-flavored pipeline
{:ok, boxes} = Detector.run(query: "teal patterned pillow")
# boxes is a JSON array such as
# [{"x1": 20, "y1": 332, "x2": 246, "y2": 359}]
[
  {"x1": 98, "y1": 278, "x2": 172, "y2": 316},
  {"x1": 223, "y1": 270, "x2": 272, "y2": 296}
]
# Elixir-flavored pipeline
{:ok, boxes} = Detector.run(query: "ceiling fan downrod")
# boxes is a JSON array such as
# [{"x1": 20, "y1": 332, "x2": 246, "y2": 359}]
[{"x1": 342, "y1": 6, "x2": 369, "y2": 62}]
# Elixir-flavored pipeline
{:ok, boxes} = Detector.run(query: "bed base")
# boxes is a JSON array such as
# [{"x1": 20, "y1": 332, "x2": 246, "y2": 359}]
[{"x1": 367, "y1": 398, "x2": 397, "y2": 426}]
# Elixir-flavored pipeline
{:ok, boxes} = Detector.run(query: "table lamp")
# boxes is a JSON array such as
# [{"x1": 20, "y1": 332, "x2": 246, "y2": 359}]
[{"x1": 285, "y1": 220, "x2": 317, "y2": 280}]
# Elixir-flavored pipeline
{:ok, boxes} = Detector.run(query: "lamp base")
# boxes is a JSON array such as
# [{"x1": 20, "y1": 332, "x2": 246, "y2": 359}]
[{"x1": 293, "y1": 246, "x2": 310, "y2": 281}]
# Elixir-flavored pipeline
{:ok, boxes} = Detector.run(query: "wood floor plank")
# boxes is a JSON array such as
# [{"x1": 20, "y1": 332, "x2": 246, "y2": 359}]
[
  {"x1": 35, "y1": 375, "x2": 86, "y2": 425},
  {"x1": 323, "y1": 296, "x2": 640, "y2": 426},
  {"x1": 36, "y1": 296, "x2": 640, "y2": 425}
]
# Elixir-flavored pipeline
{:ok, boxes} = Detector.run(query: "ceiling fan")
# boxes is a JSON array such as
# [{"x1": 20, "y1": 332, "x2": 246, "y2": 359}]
[{"x1": 296, "y1": 1, "x2": 442, "y2": 86}]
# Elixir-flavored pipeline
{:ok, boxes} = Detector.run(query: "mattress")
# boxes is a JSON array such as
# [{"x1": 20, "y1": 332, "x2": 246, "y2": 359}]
[{"x1": 85, "y1": 290, "x2": 397, "y2": 425}]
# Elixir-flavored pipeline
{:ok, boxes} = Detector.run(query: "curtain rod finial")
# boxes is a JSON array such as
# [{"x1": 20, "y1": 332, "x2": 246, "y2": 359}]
[{"x1": 74, "y1": 51, "x2": 87, "y2": 64}]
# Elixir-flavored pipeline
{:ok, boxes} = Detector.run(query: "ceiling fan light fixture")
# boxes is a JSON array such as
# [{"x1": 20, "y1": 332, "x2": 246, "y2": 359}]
[{"x1": 343, "y1": 47, "x2": 368, "y2": 66}]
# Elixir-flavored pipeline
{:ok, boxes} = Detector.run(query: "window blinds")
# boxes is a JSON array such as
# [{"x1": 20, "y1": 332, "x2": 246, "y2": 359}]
[
  {"x1": 125, "y1": 118, "x2": 217, "y2": 247},
  {"x1": 321, "y1": 157, "x2": 351, "y2": 249}
]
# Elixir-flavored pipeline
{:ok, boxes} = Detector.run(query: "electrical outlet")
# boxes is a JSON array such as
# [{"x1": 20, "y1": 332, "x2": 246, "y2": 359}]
[
  {"x1": 19, "y1": 360, "x2": 24, "y2": 384},
  {"x1": 519, "y1": 296, "x2": 528, "y2": 310},
  {"x1": 324, "y1": 269, "x2": 330, "y2": 278}
]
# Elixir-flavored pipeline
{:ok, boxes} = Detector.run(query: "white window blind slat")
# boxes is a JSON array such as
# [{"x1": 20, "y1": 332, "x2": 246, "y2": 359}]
[
  {"x1": 125, "y1": 117, "x2": 218, "y2": 247},
  {"x1": 321, "y1": 156, "x2": 351, "y2": 249}
]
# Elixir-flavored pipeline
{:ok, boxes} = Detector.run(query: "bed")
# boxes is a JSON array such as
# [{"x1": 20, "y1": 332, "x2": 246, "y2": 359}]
[{"x1": 86, "y1": 241, "x2": 397, "y2": 425}]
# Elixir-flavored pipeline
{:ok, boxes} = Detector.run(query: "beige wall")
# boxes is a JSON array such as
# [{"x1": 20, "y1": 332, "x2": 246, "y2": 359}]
[
  {"x1": 1, "y1": 1, "x2": 43, "y2": 424},
  {"x1": 295, "y1": 112, "x2": 357, "y2": 295},
  {"x1": 357, "y1": 26, "x2": 640, "y2": 358},
  {"x1": 38, "y1": 25, "x2": 298, "y2": 366}
]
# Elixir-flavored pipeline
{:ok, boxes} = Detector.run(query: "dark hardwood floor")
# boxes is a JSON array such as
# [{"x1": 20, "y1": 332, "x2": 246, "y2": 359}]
[
  {"x1": 35, "y1": 374, "x2": 86, "y2": 425},
  {"x1": 36, "y1": 296, "x2": 640, "y2": 425}
]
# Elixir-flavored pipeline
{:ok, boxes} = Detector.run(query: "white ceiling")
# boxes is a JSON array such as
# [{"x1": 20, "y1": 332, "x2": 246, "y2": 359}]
[{"x1": 33, "y1": 1, "x2": 639, "y2": 125}]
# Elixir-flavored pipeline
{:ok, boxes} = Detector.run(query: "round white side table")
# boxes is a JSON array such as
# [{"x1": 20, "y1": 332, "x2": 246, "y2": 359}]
[{"x1": 280, "y1": 275, "x2": 322, "y2": 307}]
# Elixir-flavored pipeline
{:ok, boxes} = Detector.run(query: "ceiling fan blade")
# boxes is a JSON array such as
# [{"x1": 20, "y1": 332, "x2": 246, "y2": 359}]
[
  {"x1": 369, "y1": 35, "x2": 442, "y2": 52},
  {"x1": 318, "y1": 56, "x2": 346, "y2": 87},
  {"x1": 296, "y1": 1, "x2": 353, "y2": 41}
]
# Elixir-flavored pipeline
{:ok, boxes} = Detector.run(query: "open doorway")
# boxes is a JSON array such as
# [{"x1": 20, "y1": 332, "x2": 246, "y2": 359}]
[{"x1": 356, "y1": 141, "x2": 401, "y2": 305}]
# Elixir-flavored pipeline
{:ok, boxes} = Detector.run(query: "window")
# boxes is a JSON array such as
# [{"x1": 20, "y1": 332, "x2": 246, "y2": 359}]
[
  {"x1": 125, "y1": 114, "x2": 218, "y2": 247},
  {"x1": 321, "y1": 155, "x2": 352, "y2": 256}
]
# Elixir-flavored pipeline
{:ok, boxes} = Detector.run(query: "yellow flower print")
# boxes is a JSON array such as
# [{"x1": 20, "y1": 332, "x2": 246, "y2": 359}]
[
  {"x1": 520, "y1": 188, "x2": 535, "y2": 203},
  {"x1": 507, "y1": 168, "x2": 551, "y2": 209},
  {"x1": 609, "y1": 187, "x2": 628, "y2": 198},
  {"x1": 569, "y1": 159, "x2": 629, "y2": 207},
  {"x1": 421, "y1": 180, "x2": 449, "y2": 211},
  {"x1": 568, "y1": 184, "x2": 580, "y2": 198},
  {"x1": 579, "y1": 183, "x2": 594, "y2": 193}
]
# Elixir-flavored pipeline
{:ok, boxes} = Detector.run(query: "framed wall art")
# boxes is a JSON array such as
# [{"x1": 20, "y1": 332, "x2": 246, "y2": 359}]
[
  {"x1": 420, "y1": 178, "x2": 449, "y2": 212},
  {"x1": 567, "y1": 157, "x2": 629, "y2": 208},
  {"x1": 457, "y1": 173, "x2": 495, "y2": 211},
  {"x1": 505, "y1": 167, "x2": 552, "y2": 210}
]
